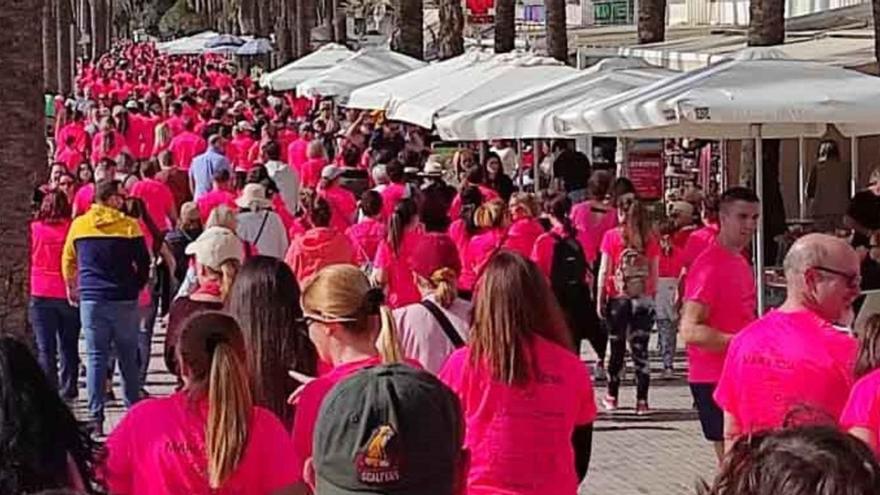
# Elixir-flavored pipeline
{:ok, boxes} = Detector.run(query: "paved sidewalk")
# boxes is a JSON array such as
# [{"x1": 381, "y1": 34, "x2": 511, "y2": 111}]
[{"x1": 74, "y1": 325, "x2": 716, "y2": 494}]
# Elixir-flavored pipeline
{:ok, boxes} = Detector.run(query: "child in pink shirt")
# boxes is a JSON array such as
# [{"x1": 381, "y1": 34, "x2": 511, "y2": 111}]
[
  {"x1": 439, "y1": 251, "x2": 596, "y2": 495},
  {"x1": 841, "y1": 315, "x2": 880, "y2": 455},
  {"x1": 346, "y1": 190, "x2": 387, "y2": 265},
  {"x1": 102, "y1": 312, "x2": 298, "y2": 495}
]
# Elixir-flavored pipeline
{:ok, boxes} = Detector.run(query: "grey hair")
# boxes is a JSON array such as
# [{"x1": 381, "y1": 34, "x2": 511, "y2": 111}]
[
  {"x1": 783, "y1": 235, "x2": 830, "y2": 280},
  {"x1": 372, "y1": 164, "x2": 390, "y2": 185}
]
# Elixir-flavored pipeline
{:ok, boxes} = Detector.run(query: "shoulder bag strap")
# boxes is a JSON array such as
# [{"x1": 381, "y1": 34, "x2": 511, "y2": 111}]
[
  {"x1": 420, "y1": 299, "x2": 465, "y2": 348},
  {"x1": 252, "y1": 210, "x2": 270, "y2": 247}
]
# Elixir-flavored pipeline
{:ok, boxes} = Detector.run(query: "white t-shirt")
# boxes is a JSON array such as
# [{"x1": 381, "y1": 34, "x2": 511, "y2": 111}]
[{"x1": 236, "y1": 209, "x2": 289, "y2": 260}]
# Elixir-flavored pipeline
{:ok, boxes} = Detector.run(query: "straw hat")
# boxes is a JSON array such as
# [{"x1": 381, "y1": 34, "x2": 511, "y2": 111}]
[{"x1": 235, "y1": 183, "x2": 273, "y2": 209}]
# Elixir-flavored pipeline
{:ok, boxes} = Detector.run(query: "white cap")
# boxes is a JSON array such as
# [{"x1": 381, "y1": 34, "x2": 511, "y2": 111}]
[
  {"x1": 185, "y1": 227, "x2": 244, "y2": 270},
  {"x1": 235, "y1": 183, "x2": 273, "y2": 209}
]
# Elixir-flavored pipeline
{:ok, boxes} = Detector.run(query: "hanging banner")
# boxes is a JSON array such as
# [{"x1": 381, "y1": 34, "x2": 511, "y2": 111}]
[
  {"x1": 467, "y1": 0, "x2": 493, "y2": 15},
  {"x1": 627, "y1": 151, "x2": 664, "y2": 200}
]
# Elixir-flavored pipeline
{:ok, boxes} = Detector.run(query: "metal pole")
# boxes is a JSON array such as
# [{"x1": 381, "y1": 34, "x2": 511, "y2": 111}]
[
  {"x1": 754, "y1": 125, "x2": 766, "y2": 315},
  {"x1": 720, "y1": 139, "x2": 728, "y2": 191},
  {"x1": 851, "y1": 136, "x2": 860, "y2": 196},
  {"x1": 798, "y1": 136, "x2": 806, "y2": 218}
]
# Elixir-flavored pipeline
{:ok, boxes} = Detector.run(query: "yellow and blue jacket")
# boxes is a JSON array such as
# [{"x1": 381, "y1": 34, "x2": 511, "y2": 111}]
[{"x1": 62, "y1": 204, "x2": 151, "y2": 301}]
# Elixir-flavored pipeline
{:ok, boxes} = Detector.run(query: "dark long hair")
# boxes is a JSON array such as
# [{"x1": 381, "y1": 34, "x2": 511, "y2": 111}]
[
  {"x1": 36, "y1": 191, "x2": 72, "y2": 223},
  {"x1": 458, "y1": 185, "x2": 484, "y2": 236},
  {"x1": 545, "y1": 193, "x2": 577, "y2": 237},
  {"x1": 387, "y1": 198, "x2": 419, "y2": 256},
  {"x1": 226, "y1": 256, "x2": 317, "y2": 430},
  {"x1": 0, "y1": 337, "x2": 100, "y2": 493}
]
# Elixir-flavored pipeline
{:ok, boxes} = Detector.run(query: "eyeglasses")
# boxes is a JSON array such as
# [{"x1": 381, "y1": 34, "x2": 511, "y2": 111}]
[
  {"x1": 301, "y1": 312, "x2": 357, "y2": 328},
  {"x1": 812, "y1": 266, "x2": 861, "y2": 289}
]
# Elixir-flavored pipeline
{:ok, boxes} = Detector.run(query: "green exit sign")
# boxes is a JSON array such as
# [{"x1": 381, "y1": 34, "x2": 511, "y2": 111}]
[{"x1": 594, "y1": 0, "x2": 633, "y2": 25}]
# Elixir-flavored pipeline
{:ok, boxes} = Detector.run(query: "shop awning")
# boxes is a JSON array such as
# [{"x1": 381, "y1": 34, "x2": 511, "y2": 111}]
[
  {"x1": 296, "y1": 48, "x2": 427, "y2": 98},
  {"x1": 259, "y1": 43, "x2": 353, "y2": 92}
]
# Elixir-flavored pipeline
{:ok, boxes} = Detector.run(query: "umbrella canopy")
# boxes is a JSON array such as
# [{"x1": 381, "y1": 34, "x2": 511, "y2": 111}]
[
  {"x1": 435, "y1": 58, "x2": 675, "y2": 140},
  {"x1": 385, "y1": 51, "x2": 577, "y2": 129},
  {"x1": 554, "y1": 47, "x2": 880, "y2": 139},
  {"x1": 156, "y1": 31, "x2": 219, "y2": 55},
  {"x1": 296, "y1": 48, "x2": 427, "y2": 99},
  {"x1": 260, "y1": 43, "x2": 354, "y2": 91},
  {"x1": 346, "y1": 50, "x2": 499, "y2": 111},
  {"x1": 236, "y1": 38, "x2": 274, "y2": 56},
  {"x1": 205, "y1": 34, "x2": 246, "y2": 48}
]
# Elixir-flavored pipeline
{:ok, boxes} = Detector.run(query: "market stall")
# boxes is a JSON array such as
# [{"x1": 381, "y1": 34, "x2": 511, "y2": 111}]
[
  {"x1": 259, "y1": 43, "x2": 353, "y2": 92},
  {"x1": 296, "y1": 47, "x2": 426, "y2": 99}
]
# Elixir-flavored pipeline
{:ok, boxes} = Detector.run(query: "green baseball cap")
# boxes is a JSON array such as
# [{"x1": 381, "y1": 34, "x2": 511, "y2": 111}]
[{"x1": 313, "y1": 364, "x2": 465, "y2": 495}]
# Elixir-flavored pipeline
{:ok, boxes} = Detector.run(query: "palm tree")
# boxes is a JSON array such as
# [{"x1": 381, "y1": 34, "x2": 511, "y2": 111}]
[
  {"x1": 90, "y1": 0, "x2": 107, "y2": 58},
  {"x1": 394, "y1": 0, "x2": 423, "y2": 60},
  {"x1": 494, "y1": 0, "x2": 514, "y2": 53},
  {"x1": 57, "y1": 0, "x2": 74, "y2": 94},
  {"x1": 748, "y1": 0, "x2": 784, "y2": 46},
  {"x1": 545, "y1": 0, "x2": 567, "y2": 63},
  {"x1": 874, "y1": 0, "x2": 880, "y2": 67},
  {"x1": 437, "y1": 0, "x2": 463, "y2": 60},
  {"x1": 295, "y1": 0, "x2": 315, "y2": 57},
  {"x1": 638, "y1": 0, "x2": 666, "y2": 44},
  {"x1": 1, "y1": 0, "x2": 45, "y2": 338},
  {"x1": 43, "y1": 0, "x2": 59, "y2": 92}
]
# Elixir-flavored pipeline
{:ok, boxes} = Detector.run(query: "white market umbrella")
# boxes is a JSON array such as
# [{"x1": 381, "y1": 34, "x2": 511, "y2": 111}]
[
  {"x1": 387, "y1": 51, "x2": 577, "y2": 129},
  {"x1": 555, "y1": 47, "x2": 880, "y2": 312},
  {"x1": 346, "y1": 49, "x2": 500, "y2": 111},
  {"x1": 296, "y1": 48, "x2": 427, "y2": 99},
  {"x1": 260, "y1": 43, "x2": 353, "y2": 91},
  {"x1": 435, "y1": 58, "x2": 675, "y2": 140},
  {"x1": 156, "y1": 31, "x2": 219, "y2": 55},
  {"x1": 236, "y1": 38, "x2": 274, "y2": 56}
]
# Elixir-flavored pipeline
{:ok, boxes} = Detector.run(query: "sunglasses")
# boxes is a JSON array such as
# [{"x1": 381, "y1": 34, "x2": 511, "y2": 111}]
[
  {"x1": 301, "y1": 312, "x2": 357, "y2": 328},
  {"x1": 812, "y1": 266, "x2": 861, "y2": 289}
]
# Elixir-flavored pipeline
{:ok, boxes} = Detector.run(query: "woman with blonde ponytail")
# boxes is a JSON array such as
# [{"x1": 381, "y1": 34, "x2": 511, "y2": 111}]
[
  {"x1": 165, "y1": 227, "x2": 243, "y2": 383},
  {"x1": 102, "y1": 312, "x2": 300, "y2": 494},
  {"x1": 290, "y1": 264, "x2": 417, "y2": 485},
  {"x1": 393, "y1": 233, "x2": 471, "y2": 374}
]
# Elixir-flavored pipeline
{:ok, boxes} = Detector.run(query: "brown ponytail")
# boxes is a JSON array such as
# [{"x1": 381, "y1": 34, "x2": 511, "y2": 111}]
[
  {"x1": 431, "y1": 267, "x2": 458, "y2": 308},
  {"x1": 177, "y1": 312, "x2": 253, "y2": 489}
]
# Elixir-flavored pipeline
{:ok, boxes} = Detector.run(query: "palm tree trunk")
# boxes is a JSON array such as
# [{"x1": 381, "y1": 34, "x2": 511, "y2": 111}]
[
  {"x1": 57, "y1": 0, "x2": 73, "y2": 94},
  {"x1": 748, "y1": 0, "x2": 784, "y2": 46},
  {"x1": 438, "y1": 0, "x2": 464, "y2": 60},
  {"x1": 295, "y1": 0, "x2": 314, "y2": 57},
  {"x1": 43, "y1": 0, "x2": 59, "y2": 93},
  {"x1": 874, "y1": 0, "x2": 880, "y2": 67},
  {"x1": 545, "y1": 0, "x2": 568, "y2": 63},
  {"x1": 1, "y1": 0, "x2": 45, "y2": 338},
  {"x1": 333, "y1": 0, "x2": 346, "y2": 44},
  {"x1": 494, "y1": 0, "x2": 515, "y2": 53},
  {"x1": 258, "y1": 0, "x2": 273, "y2": 36},
  {"x1": 324, "y1": 0, "x2": 335, "y2": 41},
  {"x1": 239, "y1": 0, "x2": 258, "y2": 34},
  {"x1": 90, "y1": 0, "x2": 106, "y2": 58},
  {"x1": 638, "y1": 0, "x2": 666, "y2": 44},
  {"x1": 394, "y1": 0, "x2": 423, "y2": 60}
]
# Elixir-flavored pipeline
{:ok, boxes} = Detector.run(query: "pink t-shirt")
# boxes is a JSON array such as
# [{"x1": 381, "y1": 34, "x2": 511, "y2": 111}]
[
  {"x1": 169, "y1": 131, "x2": 207, "y2": 170},
  {"x1": 72, "y1": 183, "x2": 95, "y2": 217},
  {"x1": 438, "y1": 336, "x2": 597, "y2": 495},
  {"x1": 57, "y1": 147, "x2": 85, "y2": 173},
  {"x1": 374, "y1": 228, "x2": 425, "y2": 308},
  {"x1": 459, "y1": 227, "x2": 507, "y2": 292},
  {"x1": 448, "y1": 219, "x2": 472, "y2": 276},
  {"x1": 129, "y1": 178, "x2": 175, "y2": 231},
  {"x1": 448, "y1": 186, "x2": 500, "y2": 221},
  {"x1": 380, "y1": 182, "x2": 409, "y2": 220},
  {"x1": 683, "y1": 241, "x2": 756, "y2": 383},
  {"x1": 318, "y1": 185, "x2": 357, "y2": 233},
  {"x1": 680, "y1": 223, "x2": 719, "y2": 269},
  {"x1": 301, "y1": 158, "x2": 327, "y2": 190},
  {"x1": 505, "y1": 218, "x2": 546, "y2": 259},
  {"x1": 102, "y1": 392, "x2": 298, "y2": 495},
  {"x1": 714, "y1": 310, "x2": 857, "y2": 435},
  {"x1": 841, "y1": 369, "x2": 880, "y2": 455},
  {"x1": 228, "y1": 135, "x2": 256, "y2": 171},
  {"x1": 196, "y1": 189, "x2": 237, "y2": 223},
  {"x1": 286, "y1": 139, "x2": 309, "y2": 172},
  {"x1": 346, "y1": 217, "x2": 387, "y2": 264},
  {"x1": 530, "y1": 226, "x2": 590, "y2": 281},
  {"x1": 570, "y1": 202, "x2": 617, "y2": 264},
  {"x1": 599, "y1": 227, "x2": 661, "y2": 298},
  {"x1": 31, "y1": 220, "x2": 71, "y2": 299}
]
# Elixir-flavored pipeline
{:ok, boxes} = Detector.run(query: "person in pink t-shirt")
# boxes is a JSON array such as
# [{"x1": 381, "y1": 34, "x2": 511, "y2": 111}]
[
  {"x1": 448, "y1": 165, "x2": 500, "y2": 221},
  {"x1": 102, "y1": 312, "x2": 299, "y2": 494},
  {"x1": 56, "y1": 135, "x2": 86, "y2": 172},
  {"x1": 128, "y1": 161, "x2": 177, "y2": 232},
  {"x1": 195, "y1": 169, "x2": 237, "y2": 222},
  {"x1": 168, "y1": 119, "x2": 207, "y2": 170},
  {"x1": 300, "y1": 140, "x2": 328, "y2": 190},
  {"x1": 90, "y1": 119, "x2": 130, "y2": 165},
  {"x1": 284, "y1": 197, "x2": 356, "y2": 284},
  {"x1": 72, "y1": 159, "x2": 116, "y2": 217},
  {"x1": 459, "y1": 199, "x2": 509, "y2": 295},
  {"x1": 680, "y1": 187, "x2": 760, "y2": 461},
  {"x1": 505, "y1": 192, "x2": 546, "y2": 259},
  {"x1": 346, "y1": 190, "x2": 387, "y2": 265},
  {"x1": 715, "y1": 234, "x2": 861, "y2": 454},
  {"x1": 842, "y1": 315, "x2": 880, "y2": 455},
  {"x1": 29, "y1": 192, "x2": 80, "y2": 400},
  {"x1": 680, "y1": 195, "x2": 721, "y2": 271},
  {"x1": 380, "y1": 161, "x2": 411, "y2": 220},
  {"x1": 570, "y1": 170, "x2": 617, "y2": 266},
  {"x1": 286, "y1": 123, "x2": 314, "y2": 173},
  {"x1": 439, "y1": 252, "x2": 596, "y2": 495},
  {"x1": 595, "y1": 196, "x2": 660, "y2": 414},
  {"x1": 227, "y1": 121, "x2": 257, "y2": 172},
  {"x1": 374, "y1": 198, "x2": 426, "y2": 309},
  {"x1": 448, "y1": 185, "x2": 485, "y2": 291},
  {"x1": 317, "y1": 166, "x2": 357, "y2": 233},
  {"x1": 290, "y1": 264, "x2": 409, "y2": 487}
]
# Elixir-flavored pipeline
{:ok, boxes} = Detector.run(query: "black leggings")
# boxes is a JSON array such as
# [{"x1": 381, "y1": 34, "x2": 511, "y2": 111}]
[{"x1": 605, "y1": 297, "x2": 654, "y2": 401}]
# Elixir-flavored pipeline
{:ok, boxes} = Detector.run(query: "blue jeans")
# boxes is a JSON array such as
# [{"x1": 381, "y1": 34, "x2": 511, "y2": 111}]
[
  {"x1": 29, "y1": 296, "x2": 81, "y2": 398},
  {"x1": 80, "y1": 299, "x2": 141, "y2": 422},
  {"x1": 138, "y1": 293, "x2": 159, "y2": 385}
]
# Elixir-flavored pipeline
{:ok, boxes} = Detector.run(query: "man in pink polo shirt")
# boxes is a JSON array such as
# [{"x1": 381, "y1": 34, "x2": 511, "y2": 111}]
[
  {"x1": 715, "y1": 234, "x2": 860, "y2": 451},
  {"x1": 680, "y1": 187, "x2": 760, "y2": 462}
]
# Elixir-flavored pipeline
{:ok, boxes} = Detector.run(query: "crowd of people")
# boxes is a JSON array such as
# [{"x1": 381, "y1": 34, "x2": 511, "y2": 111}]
[{"x1": 6, "y1": 39, "x2": 880, "y2": 495}]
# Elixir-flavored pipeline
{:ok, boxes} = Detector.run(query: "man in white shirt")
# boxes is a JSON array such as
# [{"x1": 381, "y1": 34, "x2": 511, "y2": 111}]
[{"x1": 260, "y1": 140, "x2": 300, "y2": 217}]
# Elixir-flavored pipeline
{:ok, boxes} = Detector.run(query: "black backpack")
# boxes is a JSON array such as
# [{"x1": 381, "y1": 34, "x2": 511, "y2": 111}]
[{"x1": 550, "y1": 232, "x2": 588, "y2": 297}]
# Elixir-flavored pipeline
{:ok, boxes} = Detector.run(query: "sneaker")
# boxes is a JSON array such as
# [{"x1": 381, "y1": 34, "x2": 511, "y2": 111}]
[
  {"x1": 602, "y1": 395, "x2": 618, "y2": 412},
  {"x1": 636, "y1": 401, "x2": 651, "y2": 416},
  {"x1": 661, "y1": 368, "x2": 675, "y2": 380}
]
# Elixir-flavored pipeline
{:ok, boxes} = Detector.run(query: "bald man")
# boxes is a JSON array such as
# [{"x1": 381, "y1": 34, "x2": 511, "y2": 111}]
[{"x1": 714, "y1": 234, "x2": 860, "y2": 452}]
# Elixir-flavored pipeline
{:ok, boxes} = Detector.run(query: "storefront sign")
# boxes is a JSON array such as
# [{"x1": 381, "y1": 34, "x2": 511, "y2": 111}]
[
  {"x1": 593, "y1": 0, "x2": 633, "y2": 25},
  {"x1": 627, "y1": 151, "x2": 664, "y2": 200}
]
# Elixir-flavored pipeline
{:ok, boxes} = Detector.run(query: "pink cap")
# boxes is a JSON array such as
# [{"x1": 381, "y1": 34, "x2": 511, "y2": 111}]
[{"x1": 410, "y1": 233, "x2": 461, "y2": 280}]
